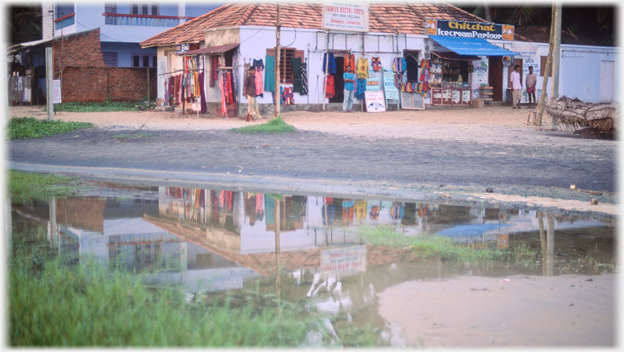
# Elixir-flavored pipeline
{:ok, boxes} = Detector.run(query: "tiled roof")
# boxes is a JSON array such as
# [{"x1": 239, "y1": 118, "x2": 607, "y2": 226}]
[{"x1": 141, "y1": 2, "x2": 526, "y2": 48}]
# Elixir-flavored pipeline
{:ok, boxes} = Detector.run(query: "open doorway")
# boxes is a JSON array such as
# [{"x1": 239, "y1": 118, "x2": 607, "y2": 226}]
[
  {"x1": 488, "y1": 57, "x2": 503, "y2": 101},
  {"x1": 330, "y1": 56, "x2": 345, "y2": 103}
]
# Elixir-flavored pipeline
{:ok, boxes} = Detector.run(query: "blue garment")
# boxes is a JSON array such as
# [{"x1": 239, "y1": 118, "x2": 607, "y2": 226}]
[
  {"x1": 355, "y1": 78, "x2": 366, "y2": 100},
  {"x1": 323, "y1": 52, "x2": 336, "y2": 74},
  {"x1": 343, "y1": 72, "x2": 355, "y2": 91}
]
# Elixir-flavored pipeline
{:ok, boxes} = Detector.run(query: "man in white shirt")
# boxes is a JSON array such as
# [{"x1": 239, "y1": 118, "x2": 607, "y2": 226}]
[{"x1": 510, "y1": 64, "x2": 522, "y2": 109}]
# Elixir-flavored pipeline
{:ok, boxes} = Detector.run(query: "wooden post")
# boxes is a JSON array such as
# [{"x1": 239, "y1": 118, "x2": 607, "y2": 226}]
[
  {"x1": 147, "y1": 67, "x2": 150, "y2": 107},
  {"x1": 46, "y1": 47, "x2": 54, "y2": 120},
  {"x1": 535, "y1": 4, "x2": 557, "y2": 126},
  {"x1": 275, "y1": 3, "x2": 281, "y2": 118}
]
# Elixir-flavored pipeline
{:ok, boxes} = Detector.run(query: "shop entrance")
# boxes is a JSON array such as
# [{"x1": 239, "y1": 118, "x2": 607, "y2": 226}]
[
  {"x1": 489, "y1": 57, "x2": 503, "y2": 101},
  {"x1": 330, "y1": 56, "x2": 345, "y2": 103}
]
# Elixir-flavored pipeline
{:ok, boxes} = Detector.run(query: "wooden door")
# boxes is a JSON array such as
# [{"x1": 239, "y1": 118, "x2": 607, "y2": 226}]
[{"x1": 488, "y1": 57, "x2": 503, "y2": 101}]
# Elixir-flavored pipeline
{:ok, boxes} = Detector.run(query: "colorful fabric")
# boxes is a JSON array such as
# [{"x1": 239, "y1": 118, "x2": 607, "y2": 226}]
[
  {"x1": 301, "y1": 59, "x2": 308, "y2": 95},
  {"x1": 247, "y1": 94, "x2": 261, "y2": 118},
  {"x1": 344, "y1": 53, "x2": 355, "y2": 71},
  {"x1": 356, "y1": 57, "x2": 369, "y2": 79},
  {"x1": 253, "y1": 59, "x2": 264, "y2": 98},
  {"x1": 355, "y1": 78, "x2": 366, "y2": 100},
  {"x1": 264, "y1": 55, "x2": 275, "y2": 92},
  {"x1": 323, "y1": 52, "x2": 336, "y2": 74},
  {"x1": 372, "y1": 57, "x2": 381, "y2": 71},
  {"x1": 291, "y1": 56, "x2": 303, "y2": 93},
  {"x1": 325, "y1": 74, "x2": 335, "y2": 98}
]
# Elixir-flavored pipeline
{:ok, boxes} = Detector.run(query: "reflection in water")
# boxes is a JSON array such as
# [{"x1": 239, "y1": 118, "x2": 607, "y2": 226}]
[{"x1": 11, "y1": 184, "x2": 616, "y2": 343}]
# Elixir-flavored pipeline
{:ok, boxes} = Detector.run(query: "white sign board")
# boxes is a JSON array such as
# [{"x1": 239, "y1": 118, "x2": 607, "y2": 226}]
[
  {"x1": 365, "y1": 91, "x2": 386, "y2": 112},
  {"x1": 322, "y1": 3, "x2": 369, "y2": 32},
  {"x1": 52, "y1": 79, "x2": 62, "y2": 104},
  {"x1": 366, "y1": 69, "x2": 380, "y2": 91},
  {"x1": 321, "y1": 245, "x2": 366, "y2": 279},
  {"x1": 383, "y1": 70, "x2": 398, "y2": 101}
]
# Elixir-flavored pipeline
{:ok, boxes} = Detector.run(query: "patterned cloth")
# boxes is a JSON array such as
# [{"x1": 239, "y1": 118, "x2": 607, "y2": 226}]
[
  {"x1": 356, "y1": 57, "x2": 369, "y2": 79},
  {"x1": 253, "y1": 59, "x2": 264, "y2": 98},
  {"x1": 301, "y1": 59, "x2": 308, "y2": 95}
]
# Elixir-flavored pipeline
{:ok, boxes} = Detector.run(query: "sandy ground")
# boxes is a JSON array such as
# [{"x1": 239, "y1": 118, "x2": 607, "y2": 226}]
[
  {"x1": 377, "y1": 274, "x2": 616, "y2": 347},
  {"x1": 9, "y1": 103, "x2": 548, "y2": 136}
]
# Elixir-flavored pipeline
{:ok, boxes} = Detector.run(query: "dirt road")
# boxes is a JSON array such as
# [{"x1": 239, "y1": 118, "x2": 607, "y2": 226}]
[{"x1": 6, "y1": 105, "x2": 618, "y2": 216}]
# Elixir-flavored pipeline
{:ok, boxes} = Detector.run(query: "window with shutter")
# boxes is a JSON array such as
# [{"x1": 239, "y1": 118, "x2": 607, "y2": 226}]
[
  {"x1": 266, "y1": 48, "x2": 304, "y2": 84},
  {"x1": 540, "y1": 56, "x2": 553, "y2": 77}
]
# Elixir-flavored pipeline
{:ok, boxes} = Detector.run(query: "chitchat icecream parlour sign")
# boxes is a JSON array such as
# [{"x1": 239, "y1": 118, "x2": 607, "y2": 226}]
[{"x1": 425, "y1": 19, "x2": 514, "y2": 40}]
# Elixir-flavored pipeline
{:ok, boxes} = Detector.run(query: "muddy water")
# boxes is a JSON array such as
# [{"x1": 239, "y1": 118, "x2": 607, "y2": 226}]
[{"x1": 11, "y1": 182, "x2": 617, "y2": 347}]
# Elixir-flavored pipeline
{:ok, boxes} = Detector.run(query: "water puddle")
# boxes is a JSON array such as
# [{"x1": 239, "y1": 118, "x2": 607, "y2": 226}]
[{"x1": 11, "y1": 181, "x2": 617, "y2": 347}]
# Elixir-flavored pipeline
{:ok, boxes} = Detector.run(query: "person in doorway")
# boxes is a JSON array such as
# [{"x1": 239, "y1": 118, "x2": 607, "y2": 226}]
[
  {"x1": 342, "y1": 65, "x2": 356, "y2": 113},
  {"x1": 244, "y1": 66, "x2": 261, "y2": 121},
  {"x1": 510, "y1": 64, "x2": 522, "y2": 109},
  {"x1": 526, "y1": 66, "x2": 537, "y2": 109}
]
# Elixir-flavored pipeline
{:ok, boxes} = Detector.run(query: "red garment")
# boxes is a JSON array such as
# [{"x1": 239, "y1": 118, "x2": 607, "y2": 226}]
[
  {"x1": 226, "y1": 72, "x2": 233, "y2": 104},
  {"x1": 344, "y1": 54, "x2": 355, "y2": 71},
  {"x1": 325, "y1": 75, "x2": 335, "y2": 98}
]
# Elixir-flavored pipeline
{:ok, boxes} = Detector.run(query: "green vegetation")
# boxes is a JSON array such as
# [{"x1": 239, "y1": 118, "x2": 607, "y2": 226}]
[
  {"x1": 8, "y1": 233, "x2": 380, "y2": 347},
  {"x1": 112, "y1": 133, "x2": 155, "y2": 140},
  {"x1": 7, "y1": 117, "x2": 94, "y2": 140},
  {"x1": 359, "y1": 226, "x2": 531, "y2": 262},
  {"x1": 52, "y1": 101, "x2": 149, "y2": 112},
  {"x1": 9, "y1": 170, "x2": 83, "y2": 205},
  {"x1": 230, "y1": 116, "x2": 296, "y2": 134}
]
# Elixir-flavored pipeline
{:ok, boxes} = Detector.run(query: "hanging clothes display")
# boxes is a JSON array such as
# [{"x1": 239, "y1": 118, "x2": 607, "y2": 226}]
[
  {"x1": 264, "y1": 54, "x2": 275, "y2": 92},
  {"x1": 301, "y1": 58, "x2": 308, "y2": 95},
  {"x1": 253, "y1": 58, "x2": 264, "y2": 98},
  {"x1": 231, "y1": 53, "x2": 238, "y2": 103},
  {"x1": 198, "y1": 71, "x2": 207, "y2": 113},
  {"x1": 323, "y1": 52, "x2": 336, "y2": 74},
  {"x1": 218, "y1": 71, "x2": 228, "y2": 115},
  {"x1": 344, "y1": 53, "x2": 355, "y2": 71},
  {"x1": 372, "y1": 57, "x2": 382, "y2": 72},
  {"x1": 282, "y1": 86, "x2": 294, "y2": 105},
  {"x1": 355, "y1": 78, "x2": 366, "y2": 100},
  {"x1": 325, "y1": 74, "x2": 335, "y2": 98},
  {"x1": 210, "y1": 55, "x2": 218, "y2": 87},
  {"x1": 356, "y1": 57, "x2": 369, "y2": 79},
  {"x1": 291, "y1": 56, "x2": 303, "y2": 94}
]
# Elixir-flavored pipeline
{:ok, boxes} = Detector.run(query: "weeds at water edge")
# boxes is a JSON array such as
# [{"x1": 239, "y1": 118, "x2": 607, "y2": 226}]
[{"x1": 9, "y1": 170, "x2": 84, "y2": 205}]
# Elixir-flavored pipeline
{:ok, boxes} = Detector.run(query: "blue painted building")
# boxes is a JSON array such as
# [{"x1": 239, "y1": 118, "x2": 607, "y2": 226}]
[{"x1": 41, "y1": 2, "x2": 222, "y2": 68}]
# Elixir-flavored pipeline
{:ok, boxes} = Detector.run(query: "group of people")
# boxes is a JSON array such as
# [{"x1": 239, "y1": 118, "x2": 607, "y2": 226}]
[{"x1": 510, "y1": 64, "x2": 538, "y2": 109}]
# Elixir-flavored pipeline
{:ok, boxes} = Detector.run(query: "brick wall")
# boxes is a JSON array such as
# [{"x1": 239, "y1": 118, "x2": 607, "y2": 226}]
[
  {"x1": 108, "y1": 67, "x2": 157, "y2": 102},
  {"x1": 62, "y1": 67, "x2": 108, "y2": 103},
  {"x1": 52, "y1": 28, "x2": 157, "y2": 103}
]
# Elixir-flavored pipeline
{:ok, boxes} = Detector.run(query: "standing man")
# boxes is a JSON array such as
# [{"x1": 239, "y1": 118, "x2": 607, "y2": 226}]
[
  {"x1": 525, "y1": 66, "x2": 537, "y2": 109},
  {"x1": 342, "y1": 65, "x2": 356, "y2": 113},
  {"x1": 510, "y1": 64, "x2": 522, "y2": 109},
  {"x1": 244, "y1": 66, "x2": 261, "y2": 121}
]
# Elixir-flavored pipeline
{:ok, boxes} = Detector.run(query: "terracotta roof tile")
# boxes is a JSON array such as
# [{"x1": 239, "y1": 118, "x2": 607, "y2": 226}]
[{"x1": 140, "y1": 2, "x2": 528, "y2": 48}]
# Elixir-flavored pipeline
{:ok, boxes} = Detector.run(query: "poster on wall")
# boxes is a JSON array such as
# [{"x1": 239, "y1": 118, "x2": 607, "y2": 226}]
[
  {"x1": 365, "y1": 91, "x2": 386, "y2": 112},
  {"x1": 52, "y1": 79, "x2": 62, "y2": 104},
  {"x1": 322, "y1": 3, "x2": 369, "y2": 32}
]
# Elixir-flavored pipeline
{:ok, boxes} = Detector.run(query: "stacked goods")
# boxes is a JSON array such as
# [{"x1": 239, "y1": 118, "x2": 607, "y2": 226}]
[{"x1": 544, "y1": 96, "x2": 619, "y2": 133}]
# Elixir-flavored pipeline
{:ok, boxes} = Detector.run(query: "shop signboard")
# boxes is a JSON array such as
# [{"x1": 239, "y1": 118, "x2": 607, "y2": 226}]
[
  {"x1": 425, "y1": 18, "x2": 514, "y2": 40},
  {"x1": 364, "y1": 90, "x2": 386, "y2": 112},
  {"x1": 366, "y1": 69, "x2": 380, "y2": 91},
  {"x1": 322, "y1": 3, "x2": 369, "y2": 32},
  {"x1": 320, "y1": 245, "x2": 366, "y2": 279}
]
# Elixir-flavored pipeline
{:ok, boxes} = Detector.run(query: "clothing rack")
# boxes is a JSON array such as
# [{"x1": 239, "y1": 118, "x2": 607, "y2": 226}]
[{"x1": 159, "y1": 67, "x2": 204, "y2": 76}]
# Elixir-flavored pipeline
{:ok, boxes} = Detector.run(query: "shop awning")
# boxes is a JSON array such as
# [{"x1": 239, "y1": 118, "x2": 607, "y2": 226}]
[
  {"x1": 429, "y1": 35, "x2": 518, "y2": 57},
  {"x1": 431, "y1": 51, "x2": 481, "y2": 61},
  {"x1": 177, "y1": 43, "x2": 239, "y2": 56}
]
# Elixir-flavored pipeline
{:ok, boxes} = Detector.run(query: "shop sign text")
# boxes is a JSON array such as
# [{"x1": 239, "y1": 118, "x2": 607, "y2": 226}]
[
  {"x1": 425, "y1": 18, "x2": 514, "y2": 40},
  {"x1": 323, "y1": 3, "x2": 369, "y2": 32}
]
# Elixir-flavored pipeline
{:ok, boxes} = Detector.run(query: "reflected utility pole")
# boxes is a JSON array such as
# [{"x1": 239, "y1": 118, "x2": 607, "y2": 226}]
[
  {"x1": 274, "y1": 197, "x2": 281, "y2": 318},
  {"x1": 545, "y1": 215, "x2": 555, "y2": 276},
  {"x1": 48, "y1": 197, "x2": 58, "y2": 247},
  {"x1": 274, "y1": 3, "x2": 281, "y2": 118}
]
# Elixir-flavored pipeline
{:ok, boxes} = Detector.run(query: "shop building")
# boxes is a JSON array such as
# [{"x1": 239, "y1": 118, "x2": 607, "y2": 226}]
[{"x1": 139, "y1": 2, "x2": 617, "y2": 116}]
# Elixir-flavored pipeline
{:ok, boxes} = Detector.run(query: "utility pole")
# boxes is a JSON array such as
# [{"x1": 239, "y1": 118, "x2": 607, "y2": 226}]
[
  {"x1": 274, "y1": 3, "x2": 281, "y2": 118},
  {"x1": 551, "y1": 2, "x2": 562, "y2": 130},
  {"x1": 535, "y1": 4, "x2": 557, "y2": 126}
]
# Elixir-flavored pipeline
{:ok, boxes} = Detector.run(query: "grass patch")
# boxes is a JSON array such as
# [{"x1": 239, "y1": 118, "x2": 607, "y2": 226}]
[
  {"x1": 230, "y1": 116, "x2": 295, "y2": 134},
  {"x1": 8, "y1": 233, "x2": 380, "y2": 347},
  {"x1": 52, "y1": 101, "x2": 147, "y2": 112},
  {"x1": 112, "y1": 133, "x2": 155, "y2": 140},
  {"x1": 9, "y1": 170, "x2": 83, "y2": 205},
  {"x1": 7, "y1": 117, "x2": 93, "y2": 140},
  {"x1": 359, "y1": 226, "x2": 518, "y2": 262}
]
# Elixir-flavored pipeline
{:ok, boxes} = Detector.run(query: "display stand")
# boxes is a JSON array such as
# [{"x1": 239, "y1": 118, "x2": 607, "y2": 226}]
[{"x1": 479, "y1": 86, "x2": 493, "y2": 105}]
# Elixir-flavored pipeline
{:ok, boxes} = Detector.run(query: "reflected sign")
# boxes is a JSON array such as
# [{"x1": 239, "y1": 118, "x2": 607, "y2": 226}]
[{"x1": 321, "y1": 245, "x2": 366, "y2": 278}]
